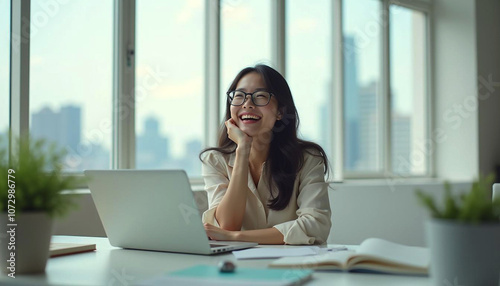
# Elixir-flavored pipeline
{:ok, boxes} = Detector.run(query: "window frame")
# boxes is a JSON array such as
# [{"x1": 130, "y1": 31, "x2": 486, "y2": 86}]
[
  {"x1": 339, "y1": 0, "x2": 433, "y2": 180},
  {"x1": 1, "y1": 0, "x2": 11, "y2": 141},
  {"x1": 9, "y1": 0, "x2": 30, "y2": 148},
  {"x1": 8, "y1": 0, "x2": 433, "y2": 184}
]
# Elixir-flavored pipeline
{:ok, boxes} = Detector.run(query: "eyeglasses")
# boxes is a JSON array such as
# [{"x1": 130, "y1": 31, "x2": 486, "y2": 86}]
[{"x1": 227, "y1": 90, "x2": 274, "y2": 106}]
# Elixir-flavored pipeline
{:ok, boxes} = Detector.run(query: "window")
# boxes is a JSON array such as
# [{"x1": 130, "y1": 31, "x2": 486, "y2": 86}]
[
  {"x1": 390, "y1": 6, "x2": 428, "y2": 176},
  {"x1": 220, "y1": 0, "x2": 272, "y2": 112},
  {"x1": 342, "y1": 0, "x2": 383, "y2": 174},
  {"x1": 29, "y1": 0, "x2": 113, "y2": 172},
  {"x1": 135, "y1": 0, "x2": 204, "y2": 177},
  {"x1": 9, "y1": 0, "x2": 431, "y2": 181},
  {"x1": 0, "y1": 0, "x2": 9, "y2": 149},
  {"x1": 285, "y1": 0, "x2": 332, "y2": 158}
]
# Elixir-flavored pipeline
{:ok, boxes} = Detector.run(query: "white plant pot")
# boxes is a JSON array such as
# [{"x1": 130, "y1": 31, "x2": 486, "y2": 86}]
[
  {"x1": 426, "y1": 219, "x2": 500, "y2": 286},
  {"x1": 0, "y1": 212, "x2": 53, "y2": 274}
]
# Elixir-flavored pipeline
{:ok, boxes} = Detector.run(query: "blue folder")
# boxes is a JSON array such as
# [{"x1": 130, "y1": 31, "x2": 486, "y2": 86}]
[{"x1": 140, "y1": 264, "x2": 313, "y2": 286}]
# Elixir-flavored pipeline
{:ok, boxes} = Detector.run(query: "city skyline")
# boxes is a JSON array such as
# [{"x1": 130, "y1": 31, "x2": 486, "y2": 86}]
[
  {"x1": 29, "y1": 105, "x2": 203, "y2": 176},
  {"x1": 21, "y1": 28, "x2": 417, "y2": 176},
  {"x1": 26, "y1": 65, "x2": 413, "y2": 176}
]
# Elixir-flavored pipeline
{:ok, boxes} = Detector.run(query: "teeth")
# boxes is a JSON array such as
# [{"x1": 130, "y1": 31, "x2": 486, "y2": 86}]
[{"x1": 241, "y1": 115, "x2": 261, "y2": 120}]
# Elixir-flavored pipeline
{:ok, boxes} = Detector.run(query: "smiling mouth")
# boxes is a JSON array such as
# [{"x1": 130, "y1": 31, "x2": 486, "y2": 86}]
[{"x1": 239, "y1": 115, "x2": 262, "y2": 122}]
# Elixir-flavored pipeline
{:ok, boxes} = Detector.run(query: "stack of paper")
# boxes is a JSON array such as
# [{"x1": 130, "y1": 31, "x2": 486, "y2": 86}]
[{"x1": 233, "y1": 246, "x2": 348, "y2": 260}]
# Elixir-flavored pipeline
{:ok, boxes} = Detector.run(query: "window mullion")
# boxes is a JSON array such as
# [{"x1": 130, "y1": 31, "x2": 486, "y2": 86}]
[
  {"x1": 271, "y1": 0, "x2": 286, "y2": 76},
  {"x1": 204, "y1": 0, "x2": 220, "y2": 148},
  {"x1": 9, "y1": 0, "x2": 30, "y2": 147},
  {"x1": 332, "y1": 0, "x2": 344, "y2": 182},
  {"x1": 381, "y1": 0, "x2": 392, "y2": 175},
  {"x1": 113, "y1": 0, "x2": 136, "y2": 169},
  {"x1": 425, "y1": 12, "x2": 434, "y2": 177}
]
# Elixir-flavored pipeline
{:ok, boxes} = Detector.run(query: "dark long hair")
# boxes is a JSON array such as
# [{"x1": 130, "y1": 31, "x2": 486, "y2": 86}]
[{"x1": 200, "y1": 64, "x2": 329, "y2": 211}]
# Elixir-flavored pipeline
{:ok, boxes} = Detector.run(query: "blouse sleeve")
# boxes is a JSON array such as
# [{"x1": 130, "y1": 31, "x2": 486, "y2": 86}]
[
  {"x1": 273, "y1": 152, "x2": 332, "y2": 245},
  {"x1": 200, "y1": 151, "x2": 229, "y2": 227}
]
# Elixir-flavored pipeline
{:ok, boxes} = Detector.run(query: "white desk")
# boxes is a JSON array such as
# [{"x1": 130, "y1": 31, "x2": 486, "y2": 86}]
[{"x1": 0, "y1": 236, "x2": 430, "y2": 285}]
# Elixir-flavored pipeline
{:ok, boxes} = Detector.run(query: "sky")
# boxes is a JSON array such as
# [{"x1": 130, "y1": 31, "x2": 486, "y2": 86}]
[{"x1": 0, "y1": 0, "x2": 418, "y2": 160}]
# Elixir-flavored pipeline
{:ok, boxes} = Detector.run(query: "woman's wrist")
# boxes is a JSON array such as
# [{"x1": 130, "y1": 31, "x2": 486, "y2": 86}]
[
  {"x1": 236, "y1": 143, "x2": 251, "y2": 156},
  {"x1": 232, "y1": 230, "x2": 243, "y2": 241}
]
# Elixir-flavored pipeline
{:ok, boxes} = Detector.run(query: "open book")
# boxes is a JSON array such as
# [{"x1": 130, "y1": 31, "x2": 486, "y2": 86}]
[{"x1": 269, "y1": 238, "x2": 429, "y2": 275}]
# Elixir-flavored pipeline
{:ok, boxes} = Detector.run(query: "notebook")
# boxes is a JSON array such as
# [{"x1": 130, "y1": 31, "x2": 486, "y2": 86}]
[
  {"x1": 84, "y1": 169, "x2": 257, "y2": 255},
  {"x1": 50, "y1": 243, "x2": 96, "y2": 257},
  {"x1": 138, "y1": 265, "x2": 313, "y2": 286},
  {"x1": 269, "y1": 238, "x2": 429, "y2": 275}
]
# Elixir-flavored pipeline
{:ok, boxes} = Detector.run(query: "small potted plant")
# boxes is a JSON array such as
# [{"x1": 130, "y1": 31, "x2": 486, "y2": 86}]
[
  {"x1": 0, "y1": 134, "x2": 82, "y2": 274},
  {"x1": 416, "y1": 176, "x2": 500, "y2": 286}
]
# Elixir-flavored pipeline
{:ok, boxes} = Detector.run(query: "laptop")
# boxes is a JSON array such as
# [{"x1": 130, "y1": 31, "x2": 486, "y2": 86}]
[{"x1": 84, "y1": 169, "x2": 257, "y2": 255}]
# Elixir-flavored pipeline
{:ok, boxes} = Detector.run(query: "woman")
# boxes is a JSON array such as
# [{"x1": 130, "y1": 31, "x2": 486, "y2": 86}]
[{"x1": 200, "y1": 64, "x2": 331, "y2": 245}]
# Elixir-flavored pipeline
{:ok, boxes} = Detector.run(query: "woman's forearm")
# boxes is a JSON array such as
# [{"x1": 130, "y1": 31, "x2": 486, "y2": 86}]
[
  {"x1": 235, "y1": 227, "x2": 285, "y2": 245},
  {"x1": 215, "y1": 146, "x2": 251, "y2": 230}
]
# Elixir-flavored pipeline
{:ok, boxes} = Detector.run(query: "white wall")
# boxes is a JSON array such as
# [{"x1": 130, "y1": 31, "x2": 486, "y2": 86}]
[
  {"x1": 328, "y1": 181, "x2": 471, "y2": 247},
  {"x1": 433, "y1": 0, "x2": 479, "y2": 180},
  {"x1": 54, "y1": 193, "x2": 106, "y2": 237},
  {"x1": 433, "y1": 0, "x2": 500, "y2": 180}
]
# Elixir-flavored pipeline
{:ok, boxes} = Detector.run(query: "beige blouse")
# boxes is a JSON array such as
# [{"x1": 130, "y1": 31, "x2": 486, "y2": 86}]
[{"x1": 201, "y1": 150, "x2": 332, "y2": 245}]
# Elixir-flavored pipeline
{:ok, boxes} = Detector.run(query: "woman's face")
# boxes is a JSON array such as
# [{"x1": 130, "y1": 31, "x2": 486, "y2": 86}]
[{"x1": 230, "y1": 72, "x2": 280, "y2": 138}]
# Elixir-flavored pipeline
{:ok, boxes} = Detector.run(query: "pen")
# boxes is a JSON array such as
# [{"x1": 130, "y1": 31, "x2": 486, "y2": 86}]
[{"x1": 326, "y1": 246, "x2": 348, "y2": 252}]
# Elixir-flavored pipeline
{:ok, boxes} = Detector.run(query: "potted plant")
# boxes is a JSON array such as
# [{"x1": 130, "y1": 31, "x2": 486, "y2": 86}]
[
  {"x1": 0, "y1": 134, "x2": 82, "y2": 275},
  {"x1": 416, "y1": 176, "x2": 500, "y2": 286}
]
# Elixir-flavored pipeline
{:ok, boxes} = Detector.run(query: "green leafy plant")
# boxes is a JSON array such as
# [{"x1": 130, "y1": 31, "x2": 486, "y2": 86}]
[
  {"x1": 416, "y1": 174, "x2": 500, "y2": 223},
  {"x1": 0, "y1": 133, "x2": 84, "y2": 217}
]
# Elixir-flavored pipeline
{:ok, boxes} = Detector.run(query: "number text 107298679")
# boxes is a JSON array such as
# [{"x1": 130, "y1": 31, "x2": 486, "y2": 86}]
[{"x1": 6, "y1": 168, "x2": 16, "y2": 278}]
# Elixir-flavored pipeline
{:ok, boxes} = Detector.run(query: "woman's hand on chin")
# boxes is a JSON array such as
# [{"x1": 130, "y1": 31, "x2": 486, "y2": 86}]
[
  {"x1": 225, "y1": 118, "x2": 253, "y2": 148},
  {"x1": 204, "y1": 223, "x2": 239, "y2": 241}
]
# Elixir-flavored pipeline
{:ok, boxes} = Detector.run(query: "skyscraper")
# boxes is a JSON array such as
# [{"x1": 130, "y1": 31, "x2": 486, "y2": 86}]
[
  {"x1": 391, "y1": 114, "x2": 411, "y2": 174},
  {"x1": 31, "y1": 105, "x2": 111, "y2": 171},
  {"x1": 357, "y1": 81, "x2": 380, "y2": 171},
  {"x1": 31, "y1": 105, "x2": 81, "y2": 152},
  {"x1": 60, "y1": 106, "x2": 81, "y2": 152},
  {"x1": 136, "y1": 117, "x2": 169, "y2": 168},
  {"x1": 184, "y1": 139, "x2": 202, "y2": 176},
  {"x1": 343, "y1": 36, "x2": 360, "y2": 170},
  {"x1": 32, "y1": 107, "x2": 60, "y2": 145}
]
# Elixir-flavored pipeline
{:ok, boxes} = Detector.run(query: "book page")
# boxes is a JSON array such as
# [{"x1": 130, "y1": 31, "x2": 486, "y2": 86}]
[
  {"x1": 348, "y1": 238, "x2": 429, "y2": 269},
  {"x1": 233, "y1": 247, "x2": 320, "y2": 260},
  {"x1": 269, "y1": 250, "x2": 355, "y2": 270}
]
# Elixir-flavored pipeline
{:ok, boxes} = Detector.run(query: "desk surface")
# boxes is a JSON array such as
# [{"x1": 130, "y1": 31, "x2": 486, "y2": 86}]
[{"x1": 0, "y1": 236, "x2": 430, "y2": 286}]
